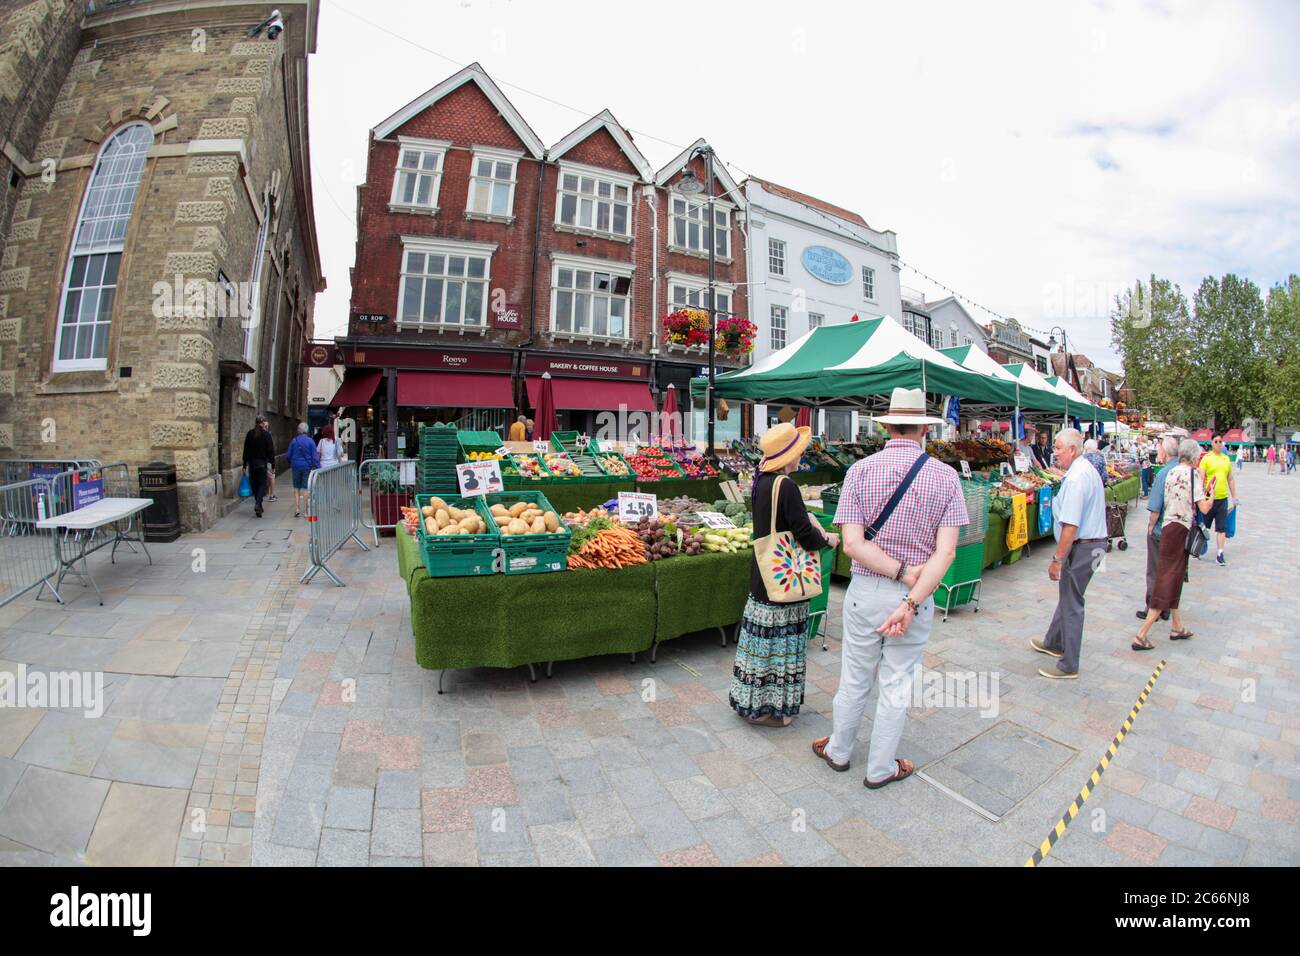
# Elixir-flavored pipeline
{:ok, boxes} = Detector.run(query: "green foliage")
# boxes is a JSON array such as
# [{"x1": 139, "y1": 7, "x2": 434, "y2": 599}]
[{"x1": 1261, "y1": 275, "x2": 1300, "y2": 425}]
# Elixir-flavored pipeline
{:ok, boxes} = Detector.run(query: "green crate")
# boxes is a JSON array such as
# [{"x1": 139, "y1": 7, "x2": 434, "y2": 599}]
[
  {"x1": 626, "y1": 448, "x2": 685, "y2": 479},
  {"x1": 481, "y1": 491, "x2": 570, "y2": 575},
  {"x1": 590, "y1": 449, "x2": 634, "y2": 480},
  {"x1": 549, "y1": 430, "x2": 580, "y2": 454},
  {"x1": 507, "y1": 452, "x2": 554, "y2": 485},
  {"x1": 414, "y1": 494, "x2": 500, "y2": 577},
  {"x1": 935, "y1": 581, "x2": 979, "y2": 609}
]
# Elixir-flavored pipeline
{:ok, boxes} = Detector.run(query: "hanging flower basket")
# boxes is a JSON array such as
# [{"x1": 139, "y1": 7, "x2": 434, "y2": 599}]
[
  {"x1": 662, "y1": 308, "x2": 711, "y2": 349},
  {"x1": 716, "y1": 316, "x2": 756, "y2": 357}
]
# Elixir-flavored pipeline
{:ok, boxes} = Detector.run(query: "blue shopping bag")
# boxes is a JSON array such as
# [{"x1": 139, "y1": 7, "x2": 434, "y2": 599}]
[
  {"x1": 1225, "y1": 502, "x2": 1237, "y2": 539},
  {"x1": 238, "y1": 473, "x2": 251, "y2": 498}
]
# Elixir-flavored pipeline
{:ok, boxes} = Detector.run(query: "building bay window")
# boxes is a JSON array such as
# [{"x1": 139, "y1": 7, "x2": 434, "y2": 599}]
[
  {"x1": 671, "y1": 197, "x2": 730, "y2": 258},
  {"x1": 390, "y1": 139, "x2": 447, "y2": 211},
  {"x1": 468, "y1": 149, "x2": 518, "y2": 218},
  {"x1": 398, "y1": 239, "x2": 494, "y2": 328},
  {"x1": 557, "y1": 167, "x2": 632, "y2": 237},
  {"x1": 553, "y1": 263, "x2": 631, "y2": 339}
]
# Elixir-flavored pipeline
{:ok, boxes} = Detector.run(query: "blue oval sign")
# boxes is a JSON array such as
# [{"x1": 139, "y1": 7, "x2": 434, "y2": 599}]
[{"x1": 801, "y1": 245, "x2": 853, "y2": 285}]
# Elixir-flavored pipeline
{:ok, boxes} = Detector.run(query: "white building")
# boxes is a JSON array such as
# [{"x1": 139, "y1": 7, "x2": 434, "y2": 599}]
[
  {"x1": 923, "y1": 297, "x2": 989, "y2": 354},
  {"x1": 743, "y1": 178, "x2": 902, "y2": 439}
]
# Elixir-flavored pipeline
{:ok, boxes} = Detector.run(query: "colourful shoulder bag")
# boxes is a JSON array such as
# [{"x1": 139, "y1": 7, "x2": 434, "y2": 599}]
[{"x1": 754, "y1": 475, "x2": 823, "y2": 603}]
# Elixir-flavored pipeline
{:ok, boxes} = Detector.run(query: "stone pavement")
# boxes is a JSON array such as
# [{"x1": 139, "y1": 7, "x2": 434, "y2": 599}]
[{"x1": 0, "y1": 465, "x2": 1297, "y2": 866}]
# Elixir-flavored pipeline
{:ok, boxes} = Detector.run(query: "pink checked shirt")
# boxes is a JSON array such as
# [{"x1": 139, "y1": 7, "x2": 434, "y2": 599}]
[{"x1": 834, "y1": 439, "x2": 969, "y2": 578}]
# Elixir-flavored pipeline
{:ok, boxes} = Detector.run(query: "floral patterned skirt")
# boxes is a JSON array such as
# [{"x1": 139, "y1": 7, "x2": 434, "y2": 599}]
[{"x1": 729, "y1": 595, "x2": 808, "y2": 720}]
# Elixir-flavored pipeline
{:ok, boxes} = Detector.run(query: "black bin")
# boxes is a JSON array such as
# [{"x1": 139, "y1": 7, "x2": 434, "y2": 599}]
[{"x1": 138, "y1": 461, "x2": 182, "y2": 542}]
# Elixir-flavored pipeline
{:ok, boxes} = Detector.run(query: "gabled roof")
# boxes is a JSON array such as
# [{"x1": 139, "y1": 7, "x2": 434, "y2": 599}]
[
  {"x1": 923, "y1": 296, "x2": 982, "y2": 331},
  {"x1": 548, "y1": 109, "x2": 653, "y2": 181},
  {"x1": 654, "y1": 138, "x2": 746, "y2": 208},
  {"x1": 746, "y1": 177, "x2": 867, "y2": 227},
  {"x1": 372, "y1": 63, "x2": 545, "y2": 158}
]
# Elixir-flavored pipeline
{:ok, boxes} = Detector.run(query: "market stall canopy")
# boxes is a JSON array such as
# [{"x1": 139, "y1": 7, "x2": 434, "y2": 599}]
[
  {"x1": 1005, "y1": 365, "x2": 1114, "y2": 421},
  {"x1": 1043, "y1": 375, "x2": 1092, "y2": 407},
  {"x1": 328, "y1": 369, "x2": 383, "y2": 409},
  {"x1": 396, "y1": 371, "x2": 514, "y2": 409},
  {"x1": 525, "y1": 376, "x2": 655, "y2": 413},
  {"x1": 1221, "y1": 427, "x2": 1246, "y2": 444},
  {"x1": 940, "y1": 345, "x2": 1064, "y2": 414},
  {"x1": 1189, "y1": 427, "x2": 1213, "y2": 441},
  {"x1": 695, "y1": 316, "x2": 1021, "y2": 412}
]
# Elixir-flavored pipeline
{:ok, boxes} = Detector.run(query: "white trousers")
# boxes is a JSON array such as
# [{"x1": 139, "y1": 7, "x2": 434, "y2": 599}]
[{"x1": 827, "y1": 574, "x2": 933, "y2": 782}]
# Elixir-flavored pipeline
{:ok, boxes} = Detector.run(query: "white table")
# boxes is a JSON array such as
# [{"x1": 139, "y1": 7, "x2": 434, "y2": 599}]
[{"x1": 36, "y1": 497, "x2": 153, "y2": 605}]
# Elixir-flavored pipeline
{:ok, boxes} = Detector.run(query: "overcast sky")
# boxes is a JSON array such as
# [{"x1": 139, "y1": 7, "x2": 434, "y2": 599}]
[{"x1": 306, "y1": 0, "x2": 1300, "y2": 368}]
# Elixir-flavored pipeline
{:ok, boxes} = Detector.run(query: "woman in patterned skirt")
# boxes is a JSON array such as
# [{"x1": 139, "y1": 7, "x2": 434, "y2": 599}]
[{"x1": 729, "y1": 422, "x2": 839, "y2": 727}]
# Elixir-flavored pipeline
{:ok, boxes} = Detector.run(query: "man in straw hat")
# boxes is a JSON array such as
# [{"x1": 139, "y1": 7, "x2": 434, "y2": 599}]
[{"x1": 812, "y1": 388, "x2": 968, "y2": 789}]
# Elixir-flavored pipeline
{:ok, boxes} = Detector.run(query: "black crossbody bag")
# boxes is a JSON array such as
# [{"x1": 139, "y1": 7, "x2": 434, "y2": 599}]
[{"x1": 864, "y1": 453, "x2": 931, "y2": 541}]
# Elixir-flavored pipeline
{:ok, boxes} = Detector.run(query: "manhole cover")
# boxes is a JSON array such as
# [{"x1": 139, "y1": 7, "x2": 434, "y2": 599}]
[
  {"x1": 918, "y1": 721, "x2": 1077, "y2": 821},
  {"x1": 252, "y1": 529, "x2": 292, "y2": 542}
]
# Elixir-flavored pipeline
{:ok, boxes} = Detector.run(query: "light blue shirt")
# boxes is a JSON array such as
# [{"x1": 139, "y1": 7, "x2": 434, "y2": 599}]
[
  {"x1": 1146, "y1": 464, "x2": 1171, "y2": 541},
  {"x1": 1053, "y1": 455, "x2": 1107, "y2": 541}
]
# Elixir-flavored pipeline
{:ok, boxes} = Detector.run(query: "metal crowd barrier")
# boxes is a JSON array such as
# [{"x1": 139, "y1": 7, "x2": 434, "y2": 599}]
[
  {"x1": 0, "y1": 477, "x2": 60, "y2": 607},
  {"x1": 0, "y1": 458, "x2": 102, "y2": 486},
  {"x1": 302, "y1": 461, "x2": 369, "y2": 587},
  {"x1": 357, "y1": 457, "x2": 421, "y2": 546}
]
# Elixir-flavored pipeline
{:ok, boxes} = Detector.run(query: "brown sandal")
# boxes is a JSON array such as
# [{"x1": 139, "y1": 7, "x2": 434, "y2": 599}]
[
  {"x1": 747, "y1": 714, "x2": 791, "y2": 728},
  {"x1": 1170, "y1": 629, "x2": 1194, "y2": 641},
  {"x1": 811, "y1": 736, "x2": 849, "y2": 772},
  {"x1": 1132, "y1": 638, "x2": 1156, "y2": 651},
  {"x1": 864, "y1": 758, "x2": 915, "y2": 789}
]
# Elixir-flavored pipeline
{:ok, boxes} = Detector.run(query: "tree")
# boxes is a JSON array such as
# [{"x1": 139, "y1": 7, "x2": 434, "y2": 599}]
[
  {"x1": 1186, "y1": 274, "x2": 1267, "y2": 429},
  {"x1": 1261, "y1": 275, "x2": 1300, "y2": 427},
  {"x1": 1111, "y1": 276, "x2": 1194, "y2": 423}
]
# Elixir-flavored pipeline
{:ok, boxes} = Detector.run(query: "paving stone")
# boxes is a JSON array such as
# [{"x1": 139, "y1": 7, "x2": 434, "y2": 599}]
[
  {"x1": 84, "y1": 781, "x2": 188, "y2": 866},
  {"x1": 323, "y1": 786, "x2": 374, "y2": 831},
  {"x1": 724, "y1": 780, "x2": 791, "y2": 828},
  {"x1": 782, "y1": 784, "x2": 851, "y2": 831},
  {"x1": 518, "y1": 785, "x2": 574, "y2": 826},
  {"x1": 530, "y1": 821, "x2": 596, "y2": 866},
  {"x1": 696, "y1": 811, "x2": 769, "y2": 865},
  {"x1": 571, "y1": 790, "x2": 637, "y2": 841},
  {"x1": 15, "y1": 711, "x2": 118, "y2": 775},
  {"x1": 758, "y1": 817, "x2": 837, "y2": 866},
  {"x1": 370, "y1": 808, "x2": 422, "y2": 858},
  {"x1": 376, "y1": 770, "x2": 421, "y2": 809},
  {"x1": 319, "y1": 827, "x2": 370, "y2": 867},
  {"x1": 473, "y1": 805, "x2": 531, "y2": 856},
  {"x1": 556, "y1": 756, "x2": 608, "y2": 796},
  {"x1": 422, "y1": 829, "x2": 478, "y2": 866},
  {"x1": 589, "y1": 834, "x2": 656, "y2": 866},
  {"x1": 271, "y1": 799, "x2": 323, "y2": 850},
  {"x1": 665, "y1": 775, "x2": 731, "y2": 822},
  {"x1": 820, "y1": 817, "x2": 905, "y2": 866},
  {"x1": 0, "y1": 765, "x2": 109, "y2": 857},
  {"x1": 629, "y1": 800, "x2": 701, "y2": 855},
  {"x1": 297, "y1": 732, "x2": 342, "y2": 767},
  {"x1": 608, "y1": 766, "x2": 671, "y2": 810}
]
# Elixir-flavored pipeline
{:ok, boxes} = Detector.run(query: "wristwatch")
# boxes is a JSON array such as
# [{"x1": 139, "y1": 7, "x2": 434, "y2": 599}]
[{"x1": 1050, "y1": 555, "x2": 1063, "y2": 565}]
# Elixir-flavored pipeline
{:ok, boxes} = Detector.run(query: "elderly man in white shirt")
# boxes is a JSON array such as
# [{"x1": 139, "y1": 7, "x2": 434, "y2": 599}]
[{"x1": 1030, "y1": 427, "x2": 1108, "y2": 679}]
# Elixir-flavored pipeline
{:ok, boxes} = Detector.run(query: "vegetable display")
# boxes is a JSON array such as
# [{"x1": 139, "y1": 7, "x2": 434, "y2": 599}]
[
  {"x1": 626, "y1": 447, "x2": 683, "y2": 481},
  {"x1": 567, "y1": 525, "x2": 649, "y2": 570},
  {"x1": 702, "y1": 527, "x2": 753, "y2": 553},
  {"x1": 420, "y1": 497, "x2": 489, "y2": 536},
  {"x1": 596, "y1": 454, "x2": 631, "y2": 477},
  {"x1": 488, "y1": 499, "x2": 562, "y2": 536}
]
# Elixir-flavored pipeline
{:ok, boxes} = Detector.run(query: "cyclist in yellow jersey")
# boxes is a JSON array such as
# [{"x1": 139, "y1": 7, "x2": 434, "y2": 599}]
[{"x1": 1198, "y1": 434, "x2": 1238, "y2": 566}]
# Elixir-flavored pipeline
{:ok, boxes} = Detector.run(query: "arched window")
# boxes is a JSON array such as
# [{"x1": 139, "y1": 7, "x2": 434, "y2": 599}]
[{"x1": 53, "y1": 121, "x2": 154, "y2": 371}]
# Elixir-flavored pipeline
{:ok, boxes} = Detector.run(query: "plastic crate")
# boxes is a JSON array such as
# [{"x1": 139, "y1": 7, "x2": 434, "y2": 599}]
[
  {"x1": 626, "y1": 448, "x2": 685, "y2": 479},
  {"x1": 549, "y1": 430, "x2": 580, "y2": 454},
  {"x1": 957, "y1": 481, "x2": 989, "y2": 547},
  {"x1": 507, "y1": 452, "x2": 553, "y2": 485},
  {"x1": 590, "y1": 449, "x2": 634, "y2": 480},
  {"x1": 414, "y1": 494, "x2": 500, "y2": 577},
  {"x1": 481, "y1": 491, "x2": 570, "y2": 574},
  {"x1": 935, "y1": 540, "x2": 984, "y2": 611}
]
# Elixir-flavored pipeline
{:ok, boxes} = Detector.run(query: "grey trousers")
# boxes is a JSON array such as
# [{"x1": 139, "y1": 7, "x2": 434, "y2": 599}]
[{"x1": 1042, "y1": 539, "x2": 1101, "y2": 674}]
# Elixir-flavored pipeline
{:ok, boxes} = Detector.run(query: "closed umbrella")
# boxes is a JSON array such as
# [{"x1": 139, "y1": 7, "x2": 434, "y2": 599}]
[
  {"x1": 795, "y1": 406, "x2": 812, "y2": 430},
  {"x1": 661, "y1": 384, "x2": 680, "y2": 444},
  {"x1": 534, "y1": 372, "x2": 557, "y2": 442}
]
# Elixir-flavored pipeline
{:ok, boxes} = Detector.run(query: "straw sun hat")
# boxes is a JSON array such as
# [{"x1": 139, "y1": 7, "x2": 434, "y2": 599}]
[
  {"x1": 759, "y1": 422, "x2": 812, "y2": 473},
  {"x1": 872, "y1": 387, "x2": 945, "y2": 426}
]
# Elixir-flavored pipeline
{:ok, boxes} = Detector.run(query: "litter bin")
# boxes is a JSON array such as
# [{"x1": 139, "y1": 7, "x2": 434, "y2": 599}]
[{"x1": 138, "y1": 461, "x2": 181, "y2": 542}]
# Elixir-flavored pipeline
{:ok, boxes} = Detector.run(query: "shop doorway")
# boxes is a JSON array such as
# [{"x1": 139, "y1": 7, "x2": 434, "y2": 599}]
[{"x1": 217, "y1": 375, "x2": 235, "y2": 473}]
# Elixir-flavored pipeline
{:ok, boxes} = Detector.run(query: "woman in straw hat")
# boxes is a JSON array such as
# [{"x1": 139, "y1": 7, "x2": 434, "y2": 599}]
[{"x1": 729, "y1": 422, "x2": 840, "y2": 727}]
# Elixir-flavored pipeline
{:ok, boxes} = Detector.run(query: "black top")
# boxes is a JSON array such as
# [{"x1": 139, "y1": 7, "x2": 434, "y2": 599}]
[
  {"x1": 243, "y1": 427, "x2": 276, "y2": 466},
  {"x1": 749, "y1": 471, "x2": 829, "y2": 602}
]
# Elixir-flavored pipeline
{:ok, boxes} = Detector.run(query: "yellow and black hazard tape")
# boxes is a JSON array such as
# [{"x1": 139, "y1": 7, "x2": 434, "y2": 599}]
[{"x1": 1024, "y1": 659, "x2": 1167, "y2": 867}]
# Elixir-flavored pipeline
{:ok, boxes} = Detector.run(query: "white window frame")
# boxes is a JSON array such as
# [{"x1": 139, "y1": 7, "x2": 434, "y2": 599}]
[
  {"x1": 666, "y1": 272, "x2": 735, "y2": 320},
  {"x1": 52, "y1": 121, "x2": 154, "y2": 372},
  {"x1": 768, "y1": 238, "x2": 786, "y2": 276},
  {"x1": 241, "y1": 194, "x2": 272, "y2": 392},
  {"x1": 669, "y1": 195, "x2": 732, "y2": 259},
  {"x1": 396, "y1": 236, "x2": 497, "y2": 331},
  {"x1": 862, "y1": 265, "x2": 875, "y2": 300},
  {"x1": 770, "y1": 304, "x2": 787, "y2": 351},
  {"x1": 808, "y1": 312, "x2": 823, "y2": 330},
  {"x1": 550, "y1": 253, "x2": 634, "y2": 341},
  {"x1": 467, "y1": 145, "x2": 521, "y2": 222},
  {"x1": 389, "y1": 136, "x2": 449, "y2": 213},
  {"x1": 554, "y1": 161, "x2": 634, "y2": 239}
]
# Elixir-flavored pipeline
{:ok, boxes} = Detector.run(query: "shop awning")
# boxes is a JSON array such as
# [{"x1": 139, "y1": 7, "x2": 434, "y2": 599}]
[
  {"x1": 526, "y1": 376, "x2": 655, "y2": 412},
  {"x1": 397, "y1": 371, "x2": 514, "y2": 409},
  {"x1": 328, "y1": 370, "x2": 383, "y2": 408}
]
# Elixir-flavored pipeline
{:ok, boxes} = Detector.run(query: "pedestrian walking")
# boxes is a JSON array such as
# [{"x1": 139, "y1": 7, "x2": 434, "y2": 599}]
[
  {"x1": 317, "y1": 424, "x2": 340, "y2": 468},
  {"x1": 1198, "y1": 434, "x2": 1237, "y2": 566},
  {"x1": 241, "y1": 415, "x2": 276, "y2": 519},
  {"x1": 1030, "y1": 427, "x2": 1107, "y2": 679},
  {"x1": 1266, "y1": 444, "x2": 1276, "y2": 474},
  {"x1": 1133, "y1": 439, "x2": 1217, "y2": 650},
  {"x1": 729, "y1": 422, "x2": 839, "y2": 727},
  {"x1": 812, "y1": 388, "x2": 967, "y2": 789},
  {"x1": 1136, "y1": 436, "x2": 1179, "y2": 623},
  {"x1": 287, "y1": 421, "x2": 320, "y2": 518}
]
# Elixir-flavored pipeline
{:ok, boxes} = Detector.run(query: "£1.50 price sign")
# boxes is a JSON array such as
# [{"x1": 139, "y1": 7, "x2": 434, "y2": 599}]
[{"x1": 617, "y1": 492, "x2": 658, "y2": 523}]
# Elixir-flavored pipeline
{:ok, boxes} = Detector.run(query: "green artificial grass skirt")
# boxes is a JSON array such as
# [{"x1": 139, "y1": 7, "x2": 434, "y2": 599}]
[{"x1": 654, "y1": 549, "x2": 752, "y2": 643}]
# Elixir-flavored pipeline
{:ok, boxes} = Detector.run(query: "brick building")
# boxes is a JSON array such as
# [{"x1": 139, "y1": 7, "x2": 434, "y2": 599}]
[
  {"x1": 336, "y1": 63, "x2": 748, "y2": 454},
  {"x1": 0, "y1": 0, "x2": 324, "y2": 530}
]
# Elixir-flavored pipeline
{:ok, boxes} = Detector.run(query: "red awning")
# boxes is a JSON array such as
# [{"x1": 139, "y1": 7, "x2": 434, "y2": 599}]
[
  {"x1": 526, "y1": 376, "x2": 655, "y2": 412},
  {"x1": 1221, "y1": 428, "x2": 1245, "y2": 443},
  {"x1": 397, "y1": 371, "x2": 514, "y2": 409},
  {"x1": 328, "y1": 370, "x2": 382, "y2": 408},
  {"x1": 1189, "y1": 428, "x2": 1213, "y2": 441}
]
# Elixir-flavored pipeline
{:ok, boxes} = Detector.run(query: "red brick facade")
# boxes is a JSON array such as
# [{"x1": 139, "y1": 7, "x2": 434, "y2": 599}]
[{"x1": 345, "y1": 65, "x2": 748, "y2": 394}]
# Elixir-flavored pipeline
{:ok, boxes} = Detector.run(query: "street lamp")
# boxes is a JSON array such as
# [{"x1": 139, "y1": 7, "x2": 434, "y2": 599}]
[{"x1": 673, "y1": 145, "x2": 718, "y2": 459}]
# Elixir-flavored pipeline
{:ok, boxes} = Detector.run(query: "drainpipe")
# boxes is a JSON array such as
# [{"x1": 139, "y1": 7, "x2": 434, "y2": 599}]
[
  {"x1": 521, "y1": 156, "x2": 546, "y2": 351},
  {"x1": 643, "y1": 185, "x2": 659, "y2": 353}
]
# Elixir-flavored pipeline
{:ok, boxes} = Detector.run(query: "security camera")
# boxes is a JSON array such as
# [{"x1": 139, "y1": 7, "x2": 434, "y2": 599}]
[{"x1": 248, "y1": 9, "x2": 284, "y2": 39}]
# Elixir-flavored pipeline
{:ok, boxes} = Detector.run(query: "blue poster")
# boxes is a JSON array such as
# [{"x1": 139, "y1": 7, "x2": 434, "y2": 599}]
[
  {"x1": 1037, "y1": 486, "x2": 1053, "y2": 536},
  {"x1": 73, "y1": 476, "x2": 104, "y2": 510}
]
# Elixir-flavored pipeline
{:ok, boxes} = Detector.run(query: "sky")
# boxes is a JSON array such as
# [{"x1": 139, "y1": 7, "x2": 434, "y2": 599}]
[{"x1": 305, "y1": 0, "x2": 1300, "y2": 369}]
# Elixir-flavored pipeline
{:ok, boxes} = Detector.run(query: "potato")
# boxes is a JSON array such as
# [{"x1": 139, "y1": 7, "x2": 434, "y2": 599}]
[
  {"x1": 424, "y1": 517, "x2": 437, "y2": 534},
  {"x1": 428, "y1": 496, "x2": 447, "y2": 512},
  {"x1": 543, "y1": 511, "x2": 559, "y2": 532},
  {"x1": 508, "y1": 502, "x2": 529, "y2": 518},
  {"x1": 507, "y1": 518, "x2": 529, "y2": 535},
  {"x1": 494, "y1": 514, "x2": 511, "y2": 527},
  {"x1": 530, "y1": 516, "x2": 546, "y2": 534},
  {"x1": 490, "y1": 503, "x2": 509, "y2": 517},
  {"x1": 421, "y1": 505, "x2": 434, "y2": 518},
  {"x1": 434, "y1": 508, "x2": 450, "y2": 528}
]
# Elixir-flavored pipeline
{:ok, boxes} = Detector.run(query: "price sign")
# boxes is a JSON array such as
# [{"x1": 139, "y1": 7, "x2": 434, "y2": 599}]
[
  {"x1": 493, "y1": 446, "x2": 509, "y2": 458},
  {"x1": 960, "y1": 461, "x2": 972, "y2": 479},
  {"x1": 1014, "y1": 453, "x2": 1030, "y2": 473},
  {"x1": 617, "y1": 492, "x2": 658, "y2": 522},
  {"x1": 696, "y1": 511, "x2": 736, "y2": 529},
  {"x1": 455, "y1": 460, "x2": 503, "y2": 497},
  {"x1": 576, "y1": 434, "x2": 590, "y2": 450},
  {"x1": 533, "y1": 440, "x2": 550, "y2": 454},
  {"x1": 720, "y1": 480, "x2": 744, "y2": 503},
  {"x1": 624, "y1": 442, "x2": 639, "y2": 457},
  {"x1": 999, "y1": 462, "x2": 1013, "y2": 477}
]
